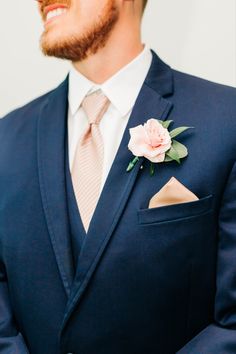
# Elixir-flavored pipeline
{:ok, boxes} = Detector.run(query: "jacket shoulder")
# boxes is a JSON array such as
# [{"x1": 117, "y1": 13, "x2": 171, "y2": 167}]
[
  {"x1": 0, "y1": 90, "x2": 53, "y2": 127},
  {"x1": 172, "y1": 69, "x2": 236, "y2": 104},
  {"x1": 172, "y1": 69, "x2": 236, "y2": 157},
  {"x1": 0, "y1": 83, "x2": 65, "y2": 162},
  {"x1": 0, "y1": 77, "x2": 68, "y2": 129}
]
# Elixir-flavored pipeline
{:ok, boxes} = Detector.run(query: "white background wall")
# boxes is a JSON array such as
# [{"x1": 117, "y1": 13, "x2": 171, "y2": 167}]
[{"x1": 0, "y1": 0, "x2": 235, "y2": 117}]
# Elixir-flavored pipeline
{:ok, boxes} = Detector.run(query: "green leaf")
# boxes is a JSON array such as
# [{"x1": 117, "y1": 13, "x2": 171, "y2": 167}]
[
  {"x1": 126, "y1": 156, "x2": 139, "y2": 172},
  {"x1": 164, "y1": 155, "x2": 172, "y2": 162},
  {"x1": 166, "y1": 145, "x2": 180, "y2": 164},
  {"x1": 161, "y1": 120, "x2": 174, "y2": 129},
  {"x1": 169, "y1": 126, "x2": 193, "y2": 139},
  {"x1": 150, "y1": 162, "x2": 155, "y2": 176},
  {"x1": 172, "y1": 139, "x2": 188, "y2": 159},
  {"x1": 165, "y1": 140, "x2": 189, "y2": 163}
]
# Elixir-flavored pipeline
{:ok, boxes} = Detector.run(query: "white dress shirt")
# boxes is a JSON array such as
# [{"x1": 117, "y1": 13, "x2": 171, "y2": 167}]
[{"x1": 68, "y1": 45, "x2": 153, "y2": 193}]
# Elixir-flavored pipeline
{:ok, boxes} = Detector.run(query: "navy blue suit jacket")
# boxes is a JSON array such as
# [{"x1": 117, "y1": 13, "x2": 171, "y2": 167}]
[{"x1": 0, "y1": 51, "x2": 236, "y2": 353}]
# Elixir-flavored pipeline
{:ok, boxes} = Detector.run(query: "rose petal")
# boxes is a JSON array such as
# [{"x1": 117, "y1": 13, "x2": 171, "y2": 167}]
[
  {"x1": 144, "y1": 152, "x2": 166, "y2": 163},
  {"x1": 128, "y1": 125, "x2": 150, "y2": 156}
]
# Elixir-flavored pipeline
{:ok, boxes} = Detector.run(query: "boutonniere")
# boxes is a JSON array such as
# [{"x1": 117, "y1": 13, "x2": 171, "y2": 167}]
[{"x1": 126, "y1": 118, "x2": 193, "y2": 176}]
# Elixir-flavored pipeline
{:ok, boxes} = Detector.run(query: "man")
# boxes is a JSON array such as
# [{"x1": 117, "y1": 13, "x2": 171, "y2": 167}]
[{"x1": 0, "y1": 0, "x2": 236, "y2": 352}]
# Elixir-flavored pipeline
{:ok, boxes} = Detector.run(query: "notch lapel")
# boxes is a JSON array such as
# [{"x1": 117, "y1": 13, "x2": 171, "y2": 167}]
[
  {"x1": 61, "y1": 52, "x2": 175, "y2": 332},
  {"x1": 37, "y1": 79, "x2": 74, "y2": 297}
]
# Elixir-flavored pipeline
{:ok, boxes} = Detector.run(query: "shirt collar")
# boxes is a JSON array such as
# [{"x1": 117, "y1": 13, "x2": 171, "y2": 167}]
[{"x1": 68, "y1": 45, "x2": 153, "y2": 117}]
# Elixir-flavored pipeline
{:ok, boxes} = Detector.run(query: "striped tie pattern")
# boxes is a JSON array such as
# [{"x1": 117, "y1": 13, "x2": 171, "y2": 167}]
[{"x1": 71, "y1": 90, "x2": 110, "y2": 232}]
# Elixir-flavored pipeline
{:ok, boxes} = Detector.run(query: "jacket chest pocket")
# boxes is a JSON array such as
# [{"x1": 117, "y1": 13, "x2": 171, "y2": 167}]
[{"x1": 137, "y1": 194, "x2": 213, "y2": 225}]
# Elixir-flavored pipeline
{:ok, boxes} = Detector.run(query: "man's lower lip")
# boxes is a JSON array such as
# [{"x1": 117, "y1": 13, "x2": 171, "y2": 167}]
[{"x1": 44, "y1": 13, "x2": 66, "y2": 27}]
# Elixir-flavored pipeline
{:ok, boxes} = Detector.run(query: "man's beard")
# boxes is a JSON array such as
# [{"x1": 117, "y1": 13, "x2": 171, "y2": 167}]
[{"x1": 40, "y1": 0, "x2": 119, "y2": 61}]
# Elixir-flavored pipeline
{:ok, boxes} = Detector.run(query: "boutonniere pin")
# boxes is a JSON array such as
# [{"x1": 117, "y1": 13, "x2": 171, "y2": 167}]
[{"x1": 126, "y1": 118, "x2": 193, "y2": 176}]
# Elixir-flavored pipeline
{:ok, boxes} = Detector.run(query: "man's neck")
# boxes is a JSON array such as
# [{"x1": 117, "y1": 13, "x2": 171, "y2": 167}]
[{"x1": 72, "y1": 22, "x2": 144, "y2": 84}]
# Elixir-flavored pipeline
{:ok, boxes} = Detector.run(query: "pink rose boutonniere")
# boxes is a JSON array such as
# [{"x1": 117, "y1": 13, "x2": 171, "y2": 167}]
[{"x1": 127, "y1": 118, "x2": 193, "y2": 176}]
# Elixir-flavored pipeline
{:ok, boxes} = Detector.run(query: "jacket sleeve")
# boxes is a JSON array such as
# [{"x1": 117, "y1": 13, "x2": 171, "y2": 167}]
[
  {"x1": 0, "y1": 262, "x2": 29, "y2": 353},
  {"x1": 0, "y1": 117, "x2": 29, "y2": 353},
  {"x1": 177, "y1": 162, "x2": 236, "y2": 353}
]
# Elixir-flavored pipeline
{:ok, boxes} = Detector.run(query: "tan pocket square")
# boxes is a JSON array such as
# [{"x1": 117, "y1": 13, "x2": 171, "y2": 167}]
[{"x1": 148, "y1": 177, "x2": 199, "y2": 209}]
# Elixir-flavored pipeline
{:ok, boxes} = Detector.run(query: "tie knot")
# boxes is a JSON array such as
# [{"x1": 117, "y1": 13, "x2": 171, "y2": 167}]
[{"x1": 82, "y1": 90, "x2": 110, "y2": 125}]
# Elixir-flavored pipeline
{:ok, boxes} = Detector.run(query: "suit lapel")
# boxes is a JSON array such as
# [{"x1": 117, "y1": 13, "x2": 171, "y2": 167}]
[
  {"x1": 37, "y1": 79, "x2": 74, "y2": 297},
  {"x1": 61, "y1": 52, "x2": 174, "y2": 332}
]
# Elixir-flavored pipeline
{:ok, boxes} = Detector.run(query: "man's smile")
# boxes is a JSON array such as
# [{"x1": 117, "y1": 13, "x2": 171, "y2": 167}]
[{"x1": 43, "y1": 3, "x2": 69, "y2": 25}]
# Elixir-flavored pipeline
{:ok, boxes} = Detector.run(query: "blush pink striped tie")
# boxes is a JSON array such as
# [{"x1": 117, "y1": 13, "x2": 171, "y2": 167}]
[{"x1": 71, "y1": 90, "x2": 110, "y2": 232}]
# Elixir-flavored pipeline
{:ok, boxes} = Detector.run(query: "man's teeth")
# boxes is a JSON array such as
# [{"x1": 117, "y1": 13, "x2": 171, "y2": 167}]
[{"x1": 46, "y1": 8, "x2": 67, "y2": 21}]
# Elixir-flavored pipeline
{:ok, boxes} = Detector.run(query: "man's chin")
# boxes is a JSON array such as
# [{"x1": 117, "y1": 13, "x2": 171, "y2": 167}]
[
  {"x1": 40, "y1": 37, "x2": 87, "y2": 61},
  {"x1": 41, "y1": 44, "x2": 68, "y2": 59},
  {"x1": 40, "y1": 34, "x2": 68, "y2": 59}
]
